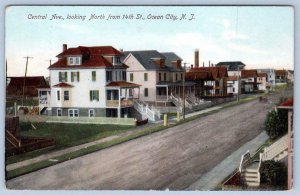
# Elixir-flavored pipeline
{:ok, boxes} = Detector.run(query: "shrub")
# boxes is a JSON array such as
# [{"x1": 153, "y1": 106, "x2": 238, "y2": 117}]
[
  {"x1": 264, "y1": 109, "x2": 288, "y2": 140},
  {"x1": 260, "y1": 160, "x2": 287, "y2": 188}
]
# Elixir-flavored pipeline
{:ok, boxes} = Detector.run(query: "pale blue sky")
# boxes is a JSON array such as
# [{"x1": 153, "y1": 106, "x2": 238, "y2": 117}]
[{"x1": 5, "y1": 6, "x2": 294, "y2": 76}]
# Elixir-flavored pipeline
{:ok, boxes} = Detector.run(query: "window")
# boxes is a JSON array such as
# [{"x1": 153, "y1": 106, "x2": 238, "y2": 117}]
[
  {"x1": 106, "y1": 71, "x2": 112, "y2": 82},
  {"x1": 92, "y1": 71, "x2": 96, "y2": 81},
  {"x1": 129, "y1": 89, "x2": 133, "y2": 97},
  {"x1": 71, "y1": 72, "x2": 80, "y2": 82},
  {"x1": 164, "y1": 73, "x2": 167, "y2": 81},
  {"x1": 64, "y1": 91, "x2": 69, "y2": 101},
  {"x1": 159, "y1": 73, "x2": 162, "y2": 81},
  {"x1": 69, "y1": 57, "x2": 81, "y2": 65},
  {"x1": 130, "y1": 73, "x2": 134, "y2": 81},
  {"x1": 68, "y1": 109, "x2": 79, "y2": 117},
  {"x1": 233, "y1": 88, "x2": 235, "y2": 92},
  {"x1": 90, "y1": 90, "x2": 99, "y2": 101},
  {"x1": 57, "y1": 90, "x2": 60, "y2": 100},
  {"x1": 89, "y1": 109, "x2": 95, "y2": 117},
  {"x1": 57, "y1": 109, "x2": 62, "y2": 116},
  {"x1": 59, "y1": 72, "x2": 68, "y2": 82},
  {"x1": 69, "y1": 57, "x2": 74, "y2": 65},
  {"x1": 75, "y1": 57, "x2": 81, "y2": 65},
  {"x1": 115, "y1": 72, "x2": 118, "y2": 81},
  {"x1": 116, "y1": 57, "x2": 121, "y2": 63},
  {"x1": 144, "y1": 88, "x2": 148, "y2": 97},
  {"x1": 122, "y1": 71, "x2": 126, "y2": 81},
  {"x1": 175, "y1": 73, "x2": 178, "y2": 81},
  {"x1": 119, "y1": 71, "x2": 122, "y2": 81},
  {"x1": 144, "y1": 73, "x2": 148, "y2": 81},
  {"x1": 181, "y1": 73, "x2": 183, "y2": 80}
]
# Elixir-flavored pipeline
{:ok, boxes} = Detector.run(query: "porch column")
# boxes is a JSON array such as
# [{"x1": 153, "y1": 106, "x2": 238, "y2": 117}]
[
  {"x1": 118, "y1": 88, "x2": 121, "y2": 118},
  {"x1": 166, "y1": 86, "x2": 169, "y2": 100}
]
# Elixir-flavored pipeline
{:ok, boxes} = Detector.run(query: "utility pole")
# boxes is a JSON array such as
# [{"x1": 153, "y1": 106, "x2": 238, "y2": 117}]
[
  {"x1": 182, "y1": 62, "x2": 188, "y2": 120},
  {"x1": 46, "y1": 59, "x2": 53, "y2": 66},
  {"x1": 22, "y1": 56, "x2": 33, "y2": 106}
]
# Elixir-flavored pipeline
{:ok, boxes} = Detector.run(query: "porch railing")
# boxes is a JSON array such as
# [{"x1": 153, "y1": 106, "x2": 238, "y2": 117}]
[
  {"x1": 106, "y1": 99, "x2": 134, "y2": 108},
  {"x1": 261, "y1": 134, "x2": 288, "y2": 161}
]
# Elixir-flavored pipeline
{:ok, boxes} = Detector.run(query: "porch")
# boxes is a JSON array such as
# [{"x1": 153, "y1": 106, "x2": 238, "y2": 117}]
[
  {"x1": 106, "y1": 81, "x2": 140, "y2": 118},
  {"x1": 156, "y1": 81, "x2": 195, "y2": 101}
]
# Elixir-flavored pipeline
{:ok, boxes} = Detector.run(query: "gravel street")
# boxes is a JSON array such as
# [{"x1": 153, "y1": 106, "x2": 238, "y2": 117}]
[{"x1": 6, "y1": 88, "x2": 293, "y2": 190}]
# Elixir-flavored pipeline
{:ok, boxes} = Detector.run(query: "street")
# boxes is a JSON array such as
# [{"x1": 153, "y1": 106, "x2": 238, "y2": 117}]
[{"x1": 7, "y1": 88, "x2": 292, "y2": 190}]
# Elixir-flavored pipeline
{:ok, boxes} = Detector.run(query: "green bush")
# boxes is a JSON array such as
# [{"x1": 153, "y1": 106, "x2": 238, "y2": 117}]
[
  {"x1": 264, "y1": 109, "x2": 288, "y2": 140},
  {"x1": 260, "y1": 160, "x2": 287, "y2": 188}
]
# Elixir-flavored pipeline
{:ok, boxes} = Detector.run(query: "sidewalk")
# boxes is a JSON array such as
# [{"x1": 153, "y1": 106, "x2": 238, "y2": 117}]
[
  {"x1": 186, "y1": 131, "x2": 269, "y2": 191},
  {"x1": 5, "y1": 104, "x2": 233, "y2": 172}
]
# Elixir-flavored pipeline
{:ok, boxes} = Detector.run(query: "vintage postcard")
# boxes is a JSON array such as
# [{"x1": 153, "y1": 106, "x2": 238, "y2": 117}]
[{"x1": 4, "y1": 5, "x2": 294, "y2": 190}]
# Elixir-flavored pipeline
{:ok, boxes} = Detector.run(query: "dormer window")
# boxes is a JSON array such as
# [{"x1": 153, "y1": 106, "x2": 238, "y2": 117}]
[
  {"x1": 68, "y1": 57, "x2": 81, "y2": 65},
  {"x1": 112, "y1": 56, "x2": 121, "y2": 65}
]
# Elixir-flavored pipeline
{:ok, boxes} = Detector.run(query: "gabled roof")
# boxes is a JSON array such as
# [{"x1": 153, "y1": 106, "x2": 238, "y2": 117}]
[
  {"x1": 241, "y1": 70, "x2": 258, "y2": 78},
  {"x1": 106, "y1": 81, "x2": 140, "y2": 88},
  {"x1": 216, "y1": 61, "x2": 246, "y2": 71},
  {"x1": 122, "y1": 50, "x2": 183, "y2": 71},
  {"x1": 257, "y1": 73, "x2": 267, "y2": 78},
  {"x1": 275, "y1": 70, "x2": 287, "y2": 76},
  {"x1": 52, "y1": 82, "x2": 74, "y2": 88},
  {"x1": 185, "y1": 67, "x2": 228, "y2": 81},
  {"x1": 49, "y1": 46, "x2": 123, "y2": 69},
  {"x1": 7, "y1": 76, "x2": 48, "y2": 87}
]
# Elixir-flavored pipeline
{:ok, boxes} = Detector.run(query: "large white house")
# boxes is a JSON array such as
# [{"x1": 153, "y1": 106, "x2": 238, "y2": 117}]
[{"x1": 39, "y1": 45, "x2": 140, "y2": 118}]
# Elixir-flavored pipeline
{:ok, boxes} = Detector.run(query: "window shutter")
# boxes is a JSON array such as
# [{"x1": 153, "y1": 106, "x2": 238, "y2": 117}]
[
  {"x1": 59, "y1": 72, "x2": 62, "y2": 82},
  {"x1": 96, "y1": 91, "x2": 99, "y2": 101},
  {"x1": 77, "y1": 72, "x2": 80, "y2": 81},
  {"x1": 90, "y1": 91, "x2": 92, "y2": 101},
  {"x1": 71, "y1": 72, "x2": 74, "y2": 82},
  {"x1": 65, "y1": 72, "x2": 68, "y2": 82}
]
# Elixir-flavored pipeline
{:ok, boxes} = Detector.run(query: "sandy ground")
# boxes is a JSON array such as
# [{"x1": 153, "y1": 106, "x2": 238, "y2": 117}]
[{"x1": 6, "y1": 89, "x2": 293, "y2": 190}]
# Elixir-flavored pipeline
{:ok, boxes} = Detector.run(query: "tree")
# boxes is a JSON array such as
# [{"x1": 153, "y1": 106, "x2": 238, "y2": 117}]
[
  {"x1": 264, "y1": 109, "x2": 288, "y2": 140},
  {"x1": 260, "y1": 160, "x2": 287, "y2": 188}
]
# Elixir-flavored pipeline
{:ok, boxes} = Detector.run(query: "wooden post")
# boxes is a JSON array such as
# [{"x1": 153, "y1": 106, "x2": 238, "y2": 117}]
[
  {"x1": 176, "y1": 111, "x2": 180, "y2": 122},
  {"x1": 163, "y1": 114, "x2": 168, "y2": 126},
  {"x1": 14, "y1": 102, "x2": 17, "y2": 117}
]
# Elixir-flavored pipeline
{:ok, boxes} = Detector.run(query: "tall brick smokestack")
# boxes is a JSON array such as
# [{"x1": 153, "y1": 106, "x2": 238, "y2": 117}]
[
  {"x1": 195, "y1": 49, "x2": 199, "y2": 67},
  {"x1": 63, "y1": 44, "x2": 67, "y2": 52}
]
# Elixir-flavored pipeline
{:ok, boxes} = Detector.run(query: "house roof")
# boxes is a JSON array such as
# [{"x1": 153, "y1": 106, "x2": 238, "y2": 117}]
[
  {"x1": 275, "y1": 70, "x2": 287, "y2": 76},
  {"x1": 7, "y1": 76, "x2": 48, "y2": 87},
  {"x1": 106, "y1": 81, "x2": 140, "y2": 88},
  {"x1": 227, "y1": 76, "x2": 238, "y2": 81},
  {"x1": 215, "y1": 61, "x2": 246, "y2": 71},
  {"x1": 49, "y1": 46, "x2": 124, "y2": 69},
  {"x1": 185, "y1": 67, "x2": 228, "y2": 81},
  {"x1": 241, "y1": 70, "x2": 258, "y2": 78},
  {"x1": 279, "y1": 98, "x2": 293, "y2": 107},
  {"x1": 122, "y1": 50, "x2": 183, "y2": 71},
  {"x1": 52, "y1": 82, "x2": 74, "y2": 88},
  {"x1": 257, "y1": 73, "x2": 267, "y2": 78}
]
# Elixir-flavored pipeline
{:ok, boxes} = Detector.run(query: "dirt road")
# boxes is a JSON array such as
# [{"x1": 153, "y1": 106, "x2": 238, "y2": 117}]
[{"x1": 7, "y1": 89, "x2": 293, "y2": 190}]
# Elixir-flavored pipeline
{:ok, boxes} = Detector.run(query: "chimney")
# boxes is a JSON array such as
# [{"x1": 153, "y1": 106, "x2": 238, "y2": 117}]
[
  {"x1": 203, "y1": 62, "x2": 204, "y2": 67},
  {"x1": 195, "y1": 49, "x2": 199, "y2": 67},
  {"x1": 211, "y1": 63, "x2": 214, "y2": 67},
  {"x1": 191, "y1": 64, "x2": 194, "y2": 69},
  {"x1": 63, "y1": 44, "x2": 67, "y2": 52},
  {"x1": 209, "y1": 60, "x2": 211, "y2": 67}
]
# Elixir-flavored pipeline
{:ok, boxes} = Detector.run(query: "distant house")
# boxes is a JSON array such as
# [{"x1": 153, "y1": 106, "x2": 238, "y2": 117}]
[
  {"x1": 241, "y1": 70, "x2": 258, "y2": 93},
  {"x1": 227, "y1": 76, "x2": 238, "y2": 95},
  {"x1": 257, "y1": 69, "x2": 276, "y2": 87},
  {"x1": 275, "y1": 70, "x2": 287, "y2": 84},
  {"x1": 6, "y1": 76, "x2": 49, "y2": 99},
  {"x1": 287, "y1": 70, "x2": 294, "y2": 83},
  {"x1": 257, "y1": 72, "x2": 268, "y2": 91},
  {"x1": 215, "y1": 61, "x2": 246, "y2": 71},
  {"x1": 185, "y1": 67, "x2": 228, "y2": 98}
]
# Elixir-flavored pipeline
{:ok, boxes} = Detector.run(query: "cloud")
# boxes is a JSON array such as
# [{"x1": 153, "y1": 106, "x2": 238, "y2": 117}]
[
  {"x1": 227, "y1": 43, "x2": 269, "y2": 55},
  {"x1": 222, "y1": 30, "x2": 249, "y2": 40},
  {"x1": 222, "y1": 19, "x2": 231, "y2": 28}
]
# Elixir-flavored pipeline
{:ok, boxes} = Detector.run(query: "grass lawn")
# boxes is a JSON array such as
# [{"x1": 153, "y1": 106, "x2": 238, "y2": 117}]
[{"x1": 6, "y1": 122, "x2": 133, "y2": 164}]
